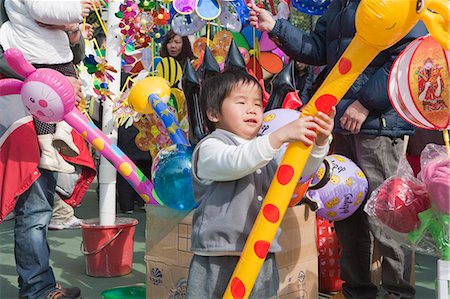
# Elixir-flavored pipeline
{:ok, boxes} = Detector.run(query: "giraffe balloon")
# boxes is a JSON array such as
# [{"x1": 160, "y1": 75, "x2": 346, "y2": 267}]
[{"x1": 224, "y1": 0, "x2": 450, "y2": 298}]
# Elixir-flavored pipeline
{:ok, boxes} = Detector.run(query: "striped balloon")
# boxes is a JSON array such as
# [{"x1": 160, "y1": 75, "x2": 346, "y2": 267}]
[{"x1": 156, "y1": 57, "x2": 183, "y2": 87}]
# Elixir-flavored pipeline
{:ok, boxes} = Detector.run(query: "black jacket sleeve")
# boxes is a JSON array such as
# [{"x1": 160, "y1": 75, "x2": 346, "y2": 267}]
[{"x1": 268, "y1": 0, "x2": 342, "y2": 66}]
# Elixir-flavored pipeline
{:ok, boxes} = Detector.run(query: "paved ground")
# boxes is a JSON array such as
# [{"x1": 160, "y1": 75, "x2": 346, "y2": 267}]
[{"x1": 0, "y1": 183, "x2": 439, "y2": 299}]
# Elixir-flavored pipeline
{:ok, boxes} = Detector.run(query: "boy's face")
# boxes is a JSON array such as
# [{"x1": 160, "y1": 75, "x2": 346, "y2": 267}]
[{"x1": 208, "y1": 82, "x2": 263, "y2": 140}]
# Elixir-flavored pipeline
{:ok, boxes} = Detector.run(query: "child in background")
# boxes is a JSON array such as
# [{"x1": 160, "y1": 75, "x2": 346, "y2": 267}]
[
  {"x1": 0, "y1": 0, "x2": 96, "y2": 173},
  {"x1": 186, "y1": 70, "x2": 335, "y2": 298}
]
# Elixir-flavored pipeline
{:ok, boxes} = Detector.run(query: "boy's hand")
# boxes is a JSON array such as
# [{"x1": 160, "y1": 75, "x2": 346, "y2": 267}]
[
  {"x1": 269, "y1": 116, "x2": 318, "y2": 149},
  {"x1": 314, "y1": 107, "x2": 336, "y2": 146},
  {"x1": 248, "y1": 2, "x2": 276, "y2": 32}
]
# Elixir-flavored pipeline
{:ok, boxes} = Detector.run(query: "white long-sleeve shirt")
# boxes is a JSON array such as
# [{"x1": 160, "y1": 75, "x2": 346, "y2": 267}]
[
  {"x1": 197, "y1": 128, "x2": 329, "y2": 184},
  {"x1": 0, "y1": 0, "x2": 82, "y2": 64}
]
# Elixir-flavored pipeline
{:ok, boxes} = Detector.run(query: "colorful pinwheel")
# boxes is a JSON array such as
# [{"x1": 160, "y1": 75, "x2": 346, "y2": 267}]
[
  {"x1": 84, "y1": 54, "x2": 118, "y2": 82},
  {"x1": 232, "y1": 26, "x2": 285, "y2": 80}
]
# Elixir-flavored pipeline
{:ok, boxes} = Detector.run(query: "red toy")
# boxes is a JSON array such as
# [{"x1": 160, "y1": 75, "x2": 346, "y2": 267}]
[{"x1": 374, "y1": 177, "x2": 430, "y2": 233}]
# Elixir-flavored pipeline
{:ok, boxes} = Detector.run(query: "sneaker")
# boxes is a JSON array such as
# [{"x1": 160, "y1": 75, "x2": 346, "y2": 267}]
[
  {"x1": 19, "y1": 284, "x2": 81, "y2": 299},
  {"x1": 48, "y1": 216, "x2": 82, "y2": 230},
  {"x1": 46, "y1": 286, "x2": 81, "y2": 299}
]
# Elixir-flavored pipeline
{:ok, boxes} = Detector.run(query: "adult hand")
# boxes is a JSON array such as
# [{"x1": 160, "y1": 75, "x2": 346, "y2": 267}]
[
  {"x1": 339, "y1": 100, "x2": 369, "y2": 134},
  {"x1": 248, "y1": 2, "x2": 276, "y2": 32},
  {"x1": 67, "y1": 77, "x2": 83, "y2": 105},
  {"x1": 80, "y1": 0, "x2": 92, "y2": 17},
  {"x1": 80, "y1": 23, "x2": 94, "y2": 40}
]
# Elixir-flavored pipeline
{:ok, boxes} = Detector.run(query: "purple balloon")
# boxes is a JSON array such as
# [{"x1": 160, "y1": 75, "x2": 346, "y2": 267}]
[
  {"x1": 307, "y1": 154, "x2": 368, "y2": 221},
  {"x1": 259, "y1": 108, "x2": 300, "y2": 136}
]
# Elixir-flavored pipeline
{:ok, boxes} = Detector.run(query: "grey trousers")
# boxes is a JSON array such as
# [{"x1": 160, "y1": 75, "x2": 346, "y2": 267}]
[
  {"x1": 186, "y1": 253, "x2": 279, "y2": 299},
  {"x1": 333, "y1": 134, "x2": 415, "y2": 299}
]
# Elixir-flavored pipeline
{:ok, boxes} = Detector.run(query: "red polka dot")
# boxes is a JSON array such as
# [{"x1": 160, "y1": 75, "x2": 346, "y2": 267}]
[
  {"x1": 230, "y1": 277, "x2": 246, "y2": 299},
  {"x1": 38, "y1": 100, "x2": 48, "y2": 107},
  {"x1": 254, "y1": 240, "x2": 270, "y2": 259},
  {"x1": 277, "y1": 165, "x2": 294, "y2": 185},
  {"x1": 263, "y1": 204, "x2": 280, "y2": 223},
  {"x1": 338, "y1": 57, "x2": 352, "y2": 74},
  {"x1": 315, "y1": 94, "x2": 337, "y2": 114}
]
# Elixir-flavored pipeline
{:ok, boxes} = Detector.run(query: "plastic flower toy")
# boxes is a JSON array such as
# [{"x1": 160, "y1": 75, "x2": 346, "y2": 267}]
[
  {"x1": 152, "y1": 8, "x2": 170, "y2": 26},
  {"x1": 150, "y1": 27, "x2": 165, "y2": 43},
  {"x1": 119, "y1": 21, "x2": 136, "y2": 36},
  {"x1": 116, "y1": 0, "x2": 139, "y2": 19},
  {"x1": 138, "y1": 0, "x2": 155, "y2": 11},
  {"x1": 135, "y1": 32, "x2": 151, "y2": 48},
  {"x1": 94, "y1": 81, "x2": 115, "y2": 102}
]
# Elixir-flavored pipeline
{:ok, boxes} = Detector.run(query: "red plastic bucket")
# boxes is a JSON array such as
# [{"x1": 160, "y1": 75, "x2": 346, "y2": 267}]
[
  {"x1": 316, "y1": 217, "x2": 344, "y2": 292},
  {"x1": 81, "y1": 217, "x2": 138, "y2": 277}
]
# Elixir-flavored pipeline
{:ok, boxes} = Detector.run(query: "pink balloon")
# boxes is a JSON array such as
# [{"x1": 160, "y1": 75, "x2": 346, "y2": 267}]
[
  {"x1": 421, "y1": 158, "x2": 450, "y2": 214},
  {"x1": 4, "y1": 48, "x2": 75, "y2": 123},
  {"x1": 0, "y1": 48, "x2": 158, "y2": 205}
]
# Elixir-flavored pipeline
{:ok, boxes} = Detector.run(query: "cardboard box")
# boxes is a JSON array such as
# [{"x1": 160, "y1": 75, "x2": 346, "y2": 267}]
[
  {"x1": 278, "y1": 206, "x2": 318, "y2": 299},
  {"x1": 145, "y1": 205, "x2": 318, "y2": 299}
]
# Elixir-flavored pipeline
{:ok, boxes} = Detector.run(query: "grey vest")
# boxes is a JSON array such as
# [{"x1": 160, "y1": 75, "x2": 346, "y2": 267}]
[{"x1": 191, "y1": 130, "x2": 282, "y2": 254}]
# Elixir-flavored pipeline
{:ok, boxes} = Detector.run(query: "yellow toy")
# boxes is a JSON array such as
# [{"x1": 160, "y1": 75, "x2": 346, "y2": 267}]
[
  {"x1": 127, "y1": 76, "x2": 171, "y2": 114},
  {"x1": 224, "y1": 0, "x2": 450, "y2": 298}
]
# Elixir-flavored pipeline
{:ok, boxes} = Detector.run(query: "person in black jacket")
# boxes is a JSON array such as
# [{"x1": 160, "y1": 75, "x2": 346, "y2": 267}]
[{"x1": 248, "y1": 1, "x2": 427, "y2": 298}]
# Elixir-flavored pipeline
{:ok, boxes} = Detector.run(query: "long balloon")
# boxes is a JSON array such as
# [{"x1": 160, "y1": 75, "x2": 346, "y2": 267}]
[
  {"x1": 149, "y1": 94, "x2": 189, "y2": 145},
  {"x1": 0, "y1": 48, "x2": 158, "y2": 205},
  {"x1": 223, "y1": 0, "x2": 450, "y2": 298}
]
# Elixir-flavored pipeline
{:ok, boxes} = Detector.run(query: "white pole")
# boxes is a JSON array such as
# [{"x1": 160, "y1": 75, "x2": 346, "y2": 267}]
[
  {"x1": 99, "y1": 0, "x2": 123, "y2": 226},
  {"x1": 437, "y1": 259, "x2": 450, "y2": 299}
]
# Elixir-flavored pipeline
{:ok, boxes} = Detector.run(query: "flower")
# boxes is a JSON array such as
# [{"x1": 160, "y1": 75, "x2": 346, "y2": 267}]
[
  {"x1": 152, "y1": 8, "x2": 170, "y2": 26},
  {"x1": 149, "y1": 27, "x2": 165, "y2": 43},
  {"x1": 93, "y1": 81, "x2": 115, "y2": 102}
]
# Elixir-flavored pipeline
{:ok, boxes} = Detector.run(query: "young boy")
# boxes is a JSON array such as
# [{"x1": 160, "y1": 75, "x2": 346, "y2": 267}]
[{"x1": 186, "y1": 70, "x2": 335, "y2": 298}]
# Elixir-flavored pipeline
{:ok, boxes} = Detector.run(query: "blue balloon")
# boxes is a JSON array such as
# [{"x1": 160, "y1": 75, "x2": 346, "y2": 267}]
[
  {"x1": 152, "y1": 144, "x2": 197, "y2": 210},
  {"x1": 291, "y1": 0, "x2": 330, "y2": 15}
]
